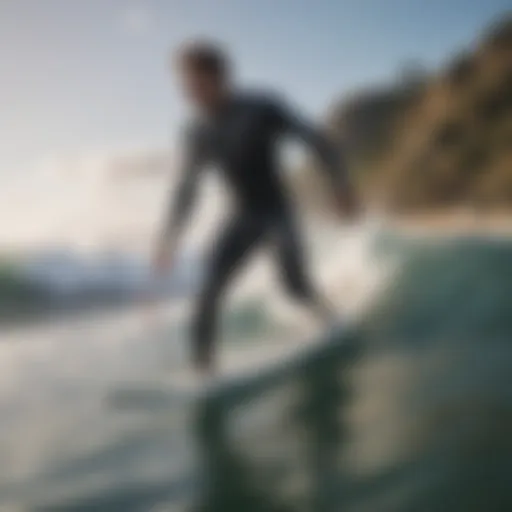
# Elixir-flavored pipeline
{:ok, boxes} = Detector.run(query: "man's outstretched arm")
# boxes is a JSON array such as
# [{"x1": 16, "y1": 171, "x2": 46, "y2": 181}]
[
  {"x1": 153, "y1": 129, "x2": 205, "y2": 274},
  {"x1": 273, "y1": 98, "x2": 359, "y2": 217}
]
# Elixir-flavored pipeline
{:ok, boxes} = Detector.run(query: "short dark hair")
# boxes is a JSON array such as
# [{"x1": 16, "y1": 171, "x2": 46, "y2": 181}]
[{"x1": 176, "y1": 40, "x2": 229, "y2": 79}]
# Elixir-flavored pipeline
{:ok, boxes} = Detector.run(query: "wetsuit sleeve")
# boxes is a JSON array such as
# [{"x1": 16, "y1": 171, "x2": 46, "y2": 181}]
[
  {"x1": 271, "y1": 98, "x2": 349, "y2": 189},
  {"x1": 159, "y1": 126, "x2": 206, "y2": 243}
]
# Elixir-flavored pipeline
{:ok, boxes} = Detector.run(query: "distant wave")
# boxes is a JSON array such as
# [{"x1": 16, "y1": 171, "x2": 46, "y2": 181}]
[{"x1": 0, "y1": 249, "x2": 202, "y2": 319}]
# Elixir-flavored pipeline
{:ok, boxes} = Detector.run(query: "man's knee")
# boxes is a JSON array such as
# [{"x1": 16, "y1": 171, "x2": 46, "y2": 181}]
[
  {"x1": 192, "y1": 279, "x2": 220, "y2": 328},
  {"x1": 190, "y1": 288, "x2": 217, "y2": 363},
  {"x1": 281, "y1": 267, "x2": 314, "y2": 301}
]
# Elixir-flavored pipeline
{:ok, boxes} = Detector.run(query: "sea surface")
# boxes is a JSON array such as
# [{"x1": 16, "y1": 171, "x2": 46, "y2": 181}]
[{"x1": 1, "y1": 227, "x2": 511, "y2": 511}]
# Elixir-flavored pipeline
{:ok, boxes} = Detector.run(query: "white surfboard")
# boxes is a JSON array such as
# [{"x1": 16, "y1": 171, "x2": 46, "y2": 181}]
[{"x1": 107, "y1": 321, "x2": 349, "y2": 410}]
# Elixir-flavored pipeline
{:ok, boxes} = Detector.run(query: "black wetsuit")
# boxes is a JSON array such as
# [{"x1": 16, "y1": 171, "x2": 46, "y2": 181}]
[{"x1": 164, "y1": 91, "x2": 346, "y2": 365}]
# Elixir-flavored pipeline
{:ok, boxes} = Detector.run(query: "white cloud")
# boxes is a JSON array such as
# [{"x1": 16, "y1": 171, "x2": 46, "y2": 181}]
[
  {"x1": 0, "y1": 146, "x2": 228, "y2": 252},
  {"x1": 119, "y1": 4, "x2": 154, "y2": 36}
]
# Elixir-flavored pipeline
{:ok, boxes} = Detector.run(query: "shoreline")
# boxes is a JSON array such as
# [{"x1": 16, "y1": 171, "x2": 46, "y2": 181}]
[{"x1": 388, "y1": 210, "x2": 512, "y2": 236}]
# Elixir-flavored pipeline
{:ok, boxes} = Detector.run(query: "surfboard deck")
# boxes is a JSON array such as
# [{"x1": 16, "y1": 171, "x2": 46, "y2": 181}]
[{"x1": 107, "y1": 321, "x2": 349, "y2": 409}]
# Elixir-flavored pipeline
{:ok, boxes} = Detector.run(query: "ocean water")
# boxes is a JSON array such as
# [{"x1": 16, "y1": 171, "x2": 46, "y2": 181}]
[{"x1": 1, "y1": 229, "x2": 511, "y2": 511}]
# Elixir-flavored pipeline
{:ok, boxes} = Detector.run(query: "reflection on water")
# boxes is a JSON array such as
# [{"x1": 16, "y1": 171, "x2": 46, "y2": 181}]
[
  {"x1": 192, "y1": 332, "x2": 358, "y2": 512},
  {"x1": 293, "y1": 345, "x2": 351, "y2": 512},
  {"x1": 2, "y1": 233, "x2": 512, "y2": 511},
  {"x1": 193, "y1": 397, "x2": 290, "y2": 512}
]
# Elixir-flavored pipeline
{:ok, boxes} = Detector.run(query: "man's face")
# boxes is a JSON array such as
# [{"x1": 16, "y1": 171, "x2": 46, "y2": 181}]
[{"x1": 178, "y1": 67, "x2": 225, "y2": 111}]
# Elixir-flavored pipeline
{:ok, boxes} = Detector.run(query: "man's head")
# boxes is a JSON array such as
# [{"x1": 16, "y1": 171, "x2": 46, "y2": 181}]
[{"x1": 174, "y1": 41, "x2": 231, "y2": 111}]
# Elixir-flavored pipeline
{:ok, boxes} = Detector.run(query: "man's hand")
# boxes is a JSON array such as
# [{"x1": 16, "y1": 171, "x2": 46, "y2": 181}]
[
  {"x1": 141, "y1": 240, "x2": 175, "y2": 323},
  {"x1": 334, "y1": 186, "x2": 362, "y2": 220}
]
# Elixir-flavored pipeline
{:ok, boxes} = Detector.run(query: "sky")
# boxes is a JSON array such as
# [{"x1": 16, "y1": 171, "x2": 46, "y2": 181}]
[{"x1": 0, "y1": 0, "x2": 510, "y2": 175}]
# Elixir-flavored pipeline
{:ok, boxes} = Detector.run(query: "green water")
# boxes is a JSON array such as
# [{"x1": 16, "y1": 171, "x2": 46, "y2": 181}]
[
  {"x1": 16, "y1": 235, "x2": 512, "y2": 511},
  {"x1": 190, "y1": 236, "x2": 512, "y2": 512}
]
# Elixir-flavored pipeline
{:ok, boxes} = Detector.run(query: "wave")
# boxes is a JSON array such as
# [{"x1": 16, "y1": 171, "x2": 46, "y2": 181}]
[
  {"x1": 2, "y1": 230, "x2": 511, "y2": 510},
  {"x1": 0, "y1": 249, "x2": 202, "y2": 320}
]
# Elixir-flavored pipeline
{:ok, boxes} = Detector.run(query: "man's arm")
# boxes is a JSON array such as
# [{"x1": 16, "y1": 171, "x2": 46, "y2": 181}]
[
  {"x1": 153, "y1": 128, "x2": 205, "y2": 273},
  {"x1": 271, "y1": 97, "x2": 359, "y2": 216}
]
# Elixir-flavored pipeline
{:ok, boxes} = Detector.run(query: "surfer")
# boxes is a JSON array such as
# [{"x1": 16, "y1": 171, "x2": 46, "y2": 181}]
[{"x1": 152, "y1": 41, "x2": 360, "y2": 374}]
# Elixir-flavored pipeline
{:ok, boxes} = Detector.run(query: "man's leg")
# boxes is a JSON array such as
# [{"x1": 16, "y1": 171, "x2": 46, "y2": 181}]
[
  {"x1": 275, "y1": 213, "x2": 337, "y2": 324},
  {"x1": 192, "y1": 214, "x2": 266, "y2": 373}
]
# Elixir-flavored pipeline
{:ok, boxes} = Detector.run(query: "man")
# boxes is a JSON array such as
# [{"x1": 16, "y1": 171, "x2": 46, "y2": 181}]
[{"x1": 153, "y1": 41, "x2": 359, "y2": 374}]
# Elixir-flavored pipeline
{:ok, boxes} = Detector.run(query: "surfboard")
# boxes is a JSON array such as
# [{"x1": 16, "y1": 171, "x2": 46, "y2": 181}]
[{"x1": 107, "y1": 320, "x2": 350, "y2": 410}]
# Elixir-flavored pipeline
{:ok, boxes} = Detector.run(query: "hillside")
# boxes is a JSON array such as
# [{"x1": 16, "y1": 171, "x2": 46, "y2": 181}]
[{"x1": 293, "y1": 16, "x2": 512, "y2": 215}]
